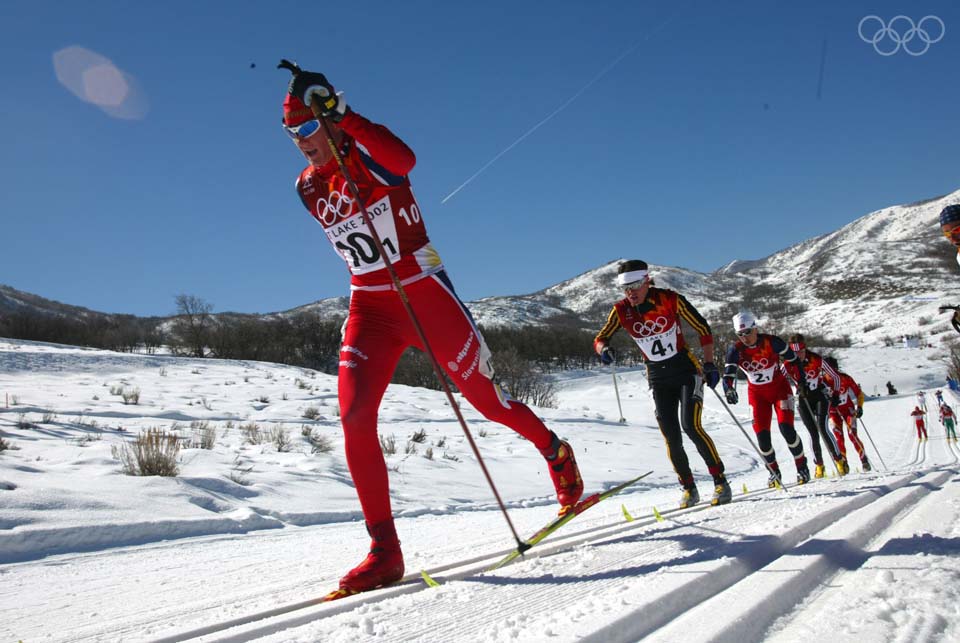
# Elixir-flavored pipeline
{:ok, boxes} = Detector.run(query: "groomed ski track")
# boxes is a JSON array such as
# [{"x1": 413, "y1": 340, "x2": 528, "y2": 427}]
[{"x1": 16, "y1": 432, "x2": 952, "y2": 643}]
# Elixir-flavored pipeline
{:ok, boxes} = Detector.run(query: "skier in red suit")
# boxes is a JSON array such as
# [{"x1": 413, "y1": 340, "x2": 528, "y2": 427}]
[
  {"x1": 281, "y1": 67, "x2": 583, "y2": 595},
  {"x1": 912, "y1": 407, "x2": 928, "y2": 440},
  {"x1": 823, "y1": 357, "x2": 870, "y2": 472},
  {"x1": 722, "y1": 311, "x2": 810, "y2": 487}
]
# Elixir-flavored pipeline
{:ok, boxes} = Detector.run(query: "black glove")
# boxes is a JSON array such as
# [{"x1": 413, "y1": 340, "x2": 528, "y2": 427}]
[
  {"x1": 856, "y1": 406, "x2": 863, "y2": 418},
  {"x1": 288, "y1": 70, "x2": 348, "y2": 122},
  {"x1": 600, "y1": 346, "x2": 616, "y2": 366},
  {"x1": 830, "y1": 393, "x2": 840, "y2": 407},
  {"x1": 725, "y1": 387, "x2": 738, "y2": 405},
  {"x1": 702, "y1": 362, "x2": 720, "y2": 389}
]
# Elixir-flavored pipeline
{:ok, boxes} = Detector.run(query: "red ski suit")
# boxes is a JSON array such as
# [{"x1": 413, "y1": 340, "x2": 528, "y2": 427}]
[
  {"x1": 295, "y1": 111, "x2": 555, "y2": 525},
  {"x1": 723, "y1": 334, "x2": 806, "y2": 470},
  {"x1": 828, "y1": 372, "x2": 866, "y2": 459},
  {"x1": 912, "y1": 407, "x2": 928, "y2": 439}
]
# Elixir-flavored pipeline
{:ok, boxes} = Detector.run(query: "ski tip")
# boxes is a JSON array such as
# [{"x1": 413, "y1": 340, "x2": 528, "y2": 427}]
[
  {"x1": 322, "y1": 588, "x2": 357, "y2": 602},
  {"x1": 420, "y1": 570, "x2": 441, "y2": 588}
]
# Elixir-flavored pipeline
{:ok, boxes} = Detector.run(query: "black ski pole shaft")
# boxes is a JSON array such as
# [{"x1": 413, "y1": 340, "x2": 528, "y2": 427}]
[
  {"x1": 287, "y1": 72, "x2": 524, "y2": 549},
  {"x1": 710, "y1": 387, "x2": 789, "y2": 494}
]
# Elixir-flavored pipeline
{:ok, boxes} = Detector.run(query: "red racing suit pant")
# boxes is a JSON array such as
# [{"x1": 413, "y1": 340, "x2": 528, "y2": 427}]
[
  {"x1": 828, "y1": 404, "x2": 865, "y2": 459},
  {"x1": 338, "y1": 271, "x2": 555, "y2": 526},
  {"x1": 915, "y1": 418, "x2": 928, "y2": 439},
  {"x1": 747, "y1": 377, "x2": 806, "y2": 471}
]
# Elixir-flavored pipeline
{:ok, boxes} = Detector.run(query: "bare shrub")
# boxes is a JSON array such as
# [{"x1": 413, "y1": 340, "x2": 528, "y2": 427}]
[
  {"x1": 478, "y1": 427, "x2": 488, "y2": 438},
  {"x1": 241, "y1": 422, "x2": 263, "y2": 445},
  {"x1": 258, "y1": 395, "x2": 270, "y2": 404},
  {"x1": 862, "y1": 321, "x2": 882, "y2": 333},
  {"x1": 113, "y1": 428, "x2": 180, "y2": 476},
  {"x1": 270, "y1": 425, "x2": 292, "y2": 452},
  {"x1": 380, "y1": 434, "x2": 397, "y2": 455},
  {"x1": 405, "y1": 441, "x2": 418, "y2": 455},
  {"x1": 490, "y1": 346, "x2": 557, "y2": 408},
  {"x1": 435, "y1": 436, "x2": 446, "y2": 448},
  {"x1": 227, "y1": 456, "x2": 253, "y2": 486},
  {"x1": 109, "y1": 384, "x2": 124, "y2": 396},
  {"x1": 410, "y1": 428, "x2": 427, "y2": 443},
  {"x1": 303, "y1": 426, "x2": 335, "y2": 454},
  {"x1": 122, "y1": 388, "x2": 141, "y2": 405},
  {"x1": 201, "y1": 397, "x2": 213, "y2": 411},
  {"x1": 190, "y1": 421, "x2": 216, "y2": 449},
  {"x1": 41, "y1": 411, "x2": 56, "y2": 424},
  {"x1": 302, "y1": 406, "x2": 321, "y2": 420},
  {"x1": 442, "y1": 451, "x2": 460, "y2": 462},
  {"x1": 918, "y1": 316, "x2": 932, "y2": 327},
  {"x1": 0, "y1": 435, "x2": 9, "y2": 452},
  {"x1": 16, "y1": 414, "x2": 32, "y2": 430},
  {"x1": 424, "y1": 447, "x2": 434, "y2": 460}
]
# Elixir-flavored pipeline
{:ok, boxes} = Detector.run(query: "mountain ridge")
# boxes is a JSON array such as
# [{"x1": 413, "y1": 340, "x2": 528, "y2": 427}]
[{"x1": 4, "y1": 187, "x2": 959, "y2": 346}]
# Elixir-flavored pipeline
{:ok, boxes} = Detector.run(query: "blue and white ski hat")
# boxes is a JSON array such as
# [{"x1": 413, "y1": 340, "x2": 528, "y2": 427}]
[
  {"x1": 732, "y1": 311, "x2": 757, "y2": 333},
  {"x1": 940, "y1": 204, "x2": 960, "y2": 226}
]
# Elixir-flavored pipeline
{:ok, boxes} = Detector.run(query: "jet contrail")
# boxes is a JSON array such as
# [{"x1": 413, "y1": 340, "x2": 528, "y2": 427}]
[{"x1": 441, "y1": 9, "x2": 684, "y2": 205}]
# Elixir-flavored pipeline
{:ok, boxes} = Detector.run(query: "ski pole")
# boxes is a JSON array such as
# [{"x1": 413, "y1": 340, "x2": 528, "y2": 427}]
[
  {"x1": 278, "y1": 60, "x2": 526, "y2": 550},
  {"x1": 710, "y1": 387, "x2": 789, "y2": 494},
  {"x1": 855, "y1": 416, "x2": 888, "y2": 471},
  {"x1": 611, "y1": 360, "x2": 626, "y2": 424}
]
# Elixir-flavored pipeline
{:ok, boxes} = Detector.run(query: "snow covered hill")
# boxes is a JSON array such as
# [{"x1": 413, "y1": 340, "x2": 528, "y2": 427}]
[
  {"x1": 464, "y1": 188, "x2": 960, "y2": 345},
  {"x1": 1, "y1": 337, "x2": 958, "y2": 641}
]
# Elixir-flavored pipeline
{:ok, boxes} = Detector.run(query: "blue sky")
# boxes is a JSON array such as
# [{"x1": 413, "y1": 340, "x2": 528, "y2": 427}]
[{"x1": 1, "y1": 1, "x2": 957, "y2": 317}]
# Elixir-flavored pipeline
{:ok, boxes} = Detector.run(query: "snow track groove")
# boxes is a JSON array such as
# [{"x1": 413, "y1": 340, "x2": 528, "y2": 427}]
[{"x1": 151, "y1": 468, "x2": 958, "y2": 643}]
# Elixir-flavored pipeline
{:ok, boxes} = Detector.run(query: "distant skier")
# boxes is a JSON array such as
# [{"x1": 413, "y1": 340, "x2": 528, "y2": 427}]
[
  {"x1": 593, "y1": 260, "x2": 732, "y2": 508},
  {"x1": 912, "y1": 407, "x2": 928, "y2": 440},
  {"x1": 916, "y1": 391, "x2": 928, "y2": 414},
  {"x1": 824, "y1": 357, "x2": 870, "y2": 472},
  {"x1": 279, "y1": 65, "x2": 583, "y2": 595},
  {"x1": 722, "y1": 311, "x2": 810, "y2": 487},
  {"x1": 935, "y1": 389, "x2": 945, "y2": 410},
  {"x1": 940, "y1": 404, "x2": 957, "y2": 441},
  {"x1": 784, "y1": 334, "x2": 847, "y2": 477}
]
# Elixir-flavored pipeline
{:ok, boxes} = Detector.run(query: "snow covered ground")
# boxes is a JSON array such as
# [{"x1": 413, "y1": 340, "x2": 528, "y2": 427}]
[{"x1": 1, "y1": 338, "x2": 958, "y2": 642}]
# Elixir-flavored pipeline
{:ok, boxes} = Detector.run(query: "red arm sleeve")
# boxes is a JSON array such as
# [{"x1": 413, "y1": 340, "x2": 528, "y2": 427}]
[{"x1": 338, "y1": 110, "x2": 416, "y2": 177}]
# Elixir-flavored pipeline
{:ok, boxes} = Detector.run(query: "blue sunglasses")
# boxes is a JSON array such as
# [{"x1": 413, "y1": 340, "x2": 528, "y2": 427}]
[{"x1": 283, "y1": 119, "x2": 322, "y2": 140}]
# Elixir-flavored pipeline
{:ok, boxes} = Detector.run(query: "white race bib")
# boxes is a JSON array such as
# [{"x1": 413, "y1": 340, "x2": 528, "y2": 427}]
[
  {"x1": 743, "y1": 358, "x2": 777, "y2": 385},
  {"x1": 632, "y1": 323, "x2": 679, "y2": 362},
  {"x1": 324, "y1": 196, "x2": 401, "y2": 275}
]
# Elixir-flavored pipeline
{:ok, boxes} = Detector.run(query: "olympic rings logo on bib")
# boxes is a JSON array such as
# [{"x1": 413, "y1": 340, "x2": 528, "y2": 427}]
[
  {"x1": 317, "y1": 185, "x2": 356, "y2": 226},
  {"x1": 632, "y1": 316, "x2": 670, "y2": 337},
  {"x1": 743, "y1": 358, "x2": 771, "y2": 373}
]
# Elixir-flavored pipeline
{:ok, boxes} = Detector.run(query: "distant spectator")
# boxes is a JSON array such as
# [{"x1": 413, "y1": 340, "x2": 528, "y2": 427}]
[{"x1": 886, "y1": 381, "x2": 898, "y2": 395}]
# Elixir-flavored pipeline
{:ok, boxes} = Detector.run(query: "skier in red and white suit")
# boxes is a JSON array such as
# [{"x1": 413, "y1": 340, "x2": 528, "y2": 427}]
[
  {"x1": 722, "y1": 312, "x2": 810, "y2": 487},
  {"x1": 912, "y1": 407, "x2": 928, "y2": 440},
  {"x1": 823, "y1": 357, "x2": 870, "y2": 472},
  {"x1": 281, "y1": 68, "x2": 583, "y2": 595}
]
